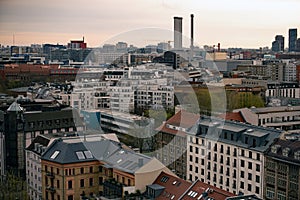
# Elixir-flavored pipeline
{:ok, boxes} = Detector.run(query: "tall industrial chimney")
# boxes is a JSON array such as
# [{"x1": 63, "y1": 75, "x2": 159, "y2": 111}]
[
  {"x1": 174, "y1": 17, "x2": 183, "y2": 49},
  {"x1": 190, "y1": 14, "x2": 194, "y2": 49}
]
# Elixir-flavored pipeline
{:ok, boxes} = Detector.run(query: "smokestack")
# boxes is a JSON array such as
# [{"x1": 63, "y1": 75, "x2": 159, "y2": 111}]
[
  {"x1": 174, "y1": 17, "x2": 183, "y2": 49},
  {"x1": 190, "y1": 14, "x2": 194, "y2": 49}
]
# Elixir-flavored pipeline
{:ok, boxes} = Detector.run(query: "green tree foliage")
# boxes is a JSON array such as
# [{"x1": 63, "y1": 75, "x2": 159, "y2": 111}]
[
  {"x1": 183, "y1": 88, "x2": 265, "y2": 115},
  {"x1": 0, "y1": 172, "x2": 30, "y2": 200}
]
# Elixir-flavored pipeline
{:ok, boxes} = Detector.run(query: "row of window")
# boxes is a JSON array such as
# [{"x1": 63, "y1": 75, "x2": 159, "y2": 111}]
[
  {"x1": 189, "y1": 154, "x2": 261, "y2": 172},
  {"x1": 190, "y1": 164, "x2": 260, "y2": 182},
  {"x1": 189, "y1": 141, "x2": 261, "y2": 160},
  {"x1": 45, "y1": 166, "x2": 103, "y2": 176},
  {"x1": 188, "y1": 174, "x2": 260, "y2": 194}
]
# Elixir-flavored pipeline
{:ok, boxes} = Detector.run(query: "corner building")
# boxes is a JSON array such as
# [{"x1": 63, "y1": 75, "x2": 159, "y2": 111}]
[{"x1": 186, "y1": 116, "x2": 282, "y2": 198}]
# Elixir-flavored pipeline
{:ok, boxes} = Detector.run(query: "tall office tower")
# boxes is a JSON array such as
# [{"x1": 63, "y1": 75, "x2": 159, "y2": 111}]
[
  {"x1": 272, "y1": 35, "x2": 285, "y2": 52},
  {"x1": 174, "y1": 17, "x2": 183, "y2": 49},
  {"x1": 289, "y1": 28, "x2": 297, "y2": 52}
]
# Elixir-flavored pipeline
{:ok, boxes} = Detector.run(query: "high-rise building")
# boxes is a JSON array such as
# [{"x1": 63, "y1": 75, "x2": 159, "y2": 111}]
[
  {"x1": 272, "y1": 35, "x2": 284, "y2": 52},
  {"x1": 174, "y1": 17, "x2": 183, "y2": 49},
  {"x1": 296, "y1": 38, "x2": 300, "y2": 52},
  {"x1": 289, "y1": 28, "x2": 297, "y2": 52}
]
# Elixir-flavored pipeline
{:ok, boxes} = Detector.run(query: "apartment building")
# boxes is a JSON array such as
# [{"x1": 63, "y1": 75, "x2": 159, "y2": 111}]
[
  {"x1": 0, "y1": 102, "x2": 83, "y2": 178},
  {"x1": 41, "y1": 135, "x2": 173, "y2": 200},
  {"x1": 134, "y1": 84, "x2": 174, "y2": 110},
  {"x1": 266, "y1": 82, "x2": 300, "y2": 99},
  {"x1": 155, "y1": 110, "x2": 199, "y2": 179},
  {"x1": 264, "y1": 133, "x2": 300, "y2": 200},
  {"x1": 234, "y1": 106, "x2": 300, "y2": 130},
  {"x1": 186, "y1": 116, "x2": 282, "y2": 198},
  {"x1": 26, "y1": 135, "x2": 55, "y2": 200}
]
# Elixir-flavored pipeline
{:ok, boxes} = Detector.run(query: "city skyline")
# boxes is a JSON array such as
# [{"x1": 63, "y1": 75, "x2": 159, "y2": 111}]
[{"x1": 0, "y1": 0, "x2": 299, "y2": 48}]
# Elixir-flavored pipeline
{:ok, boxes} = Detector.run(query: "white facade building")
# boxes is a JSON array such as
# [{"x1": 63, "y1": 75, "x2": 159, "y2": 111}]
[
  {"x1": 25, "y1": 135, "x2": 54, "y2": 200},
  {"x1": 186, "y1": 116, "x2": 282, "y2": 198}
]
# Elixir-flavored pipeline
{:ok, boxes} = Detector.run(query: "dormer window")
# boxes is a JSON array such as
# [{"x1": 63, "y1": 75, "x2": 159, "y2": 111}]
[
  {"x1": 294, "y1": 151, "x2": 300, "y2": 160},
  {"x1": 282, "y1": 148, "x2": 290, "y2": 157},
  {"x1": 271, "y1": 145, "x2": 281, "y2": 153}
]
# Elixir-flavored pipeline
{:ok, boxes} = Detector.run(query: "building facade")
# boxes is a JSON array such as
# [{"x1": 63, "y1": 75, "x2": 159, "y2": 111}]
[
  {"x1": 155, "y1": 110, "x2": 199, "y2": 179},
  {"x1": 41, "y1": 135, "x2": 174, "y2": 200},
  {"x1": 186, "y1": 116, "x2": 282, "y2": 198},
  {"x1": 264, "y1": 134, "x2": 300, "y2": 200},
  {"x1": 0, "y1": 102, "x2": 83, "y2": 178}
]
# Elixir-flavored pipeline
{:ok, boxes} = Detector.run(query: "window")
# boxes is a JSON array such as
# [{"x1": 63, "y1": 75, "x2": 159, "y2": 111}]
[
  {"x1": 89, "y1": 178, "x2": 93, "y2": 187},
  {"x1": 90, "y1": 166, "x2": 93, "y2": 173},
  {"x1": 256, "y1": 175, "x2": 260, "y2": 183},
  {"x1": 266, "y1": 188, "x2": 275, "y2": 199},
  {"x1": 190, "y1": 146, "x2": 193, "y2": 152},
  {"x1": 78, "y1": 179, "x2": 83, "y2": 188},
  {"x1": 247, "y1": 184, "x2": 252, "y2": 192},
  {"x1": 189, "y1": 165, "x2": 193, "y2": 171},
  {"x1": 248, "y1": 173, "x2": 252, "y2": 181},
  {"x1": 256, "y1": 164, "x2": 260, "y2": 172},
  {"x1": 99, "y1": 166, "x2": 103, "y2": 173},
  {"x1": 277, "y1": 191, "x2": 286, "y2": 200},
  {"x1": 99, "y1": 177, "x2": 103, "y2": 185},
  {"x1": 240, "y1": 181, "x2": 244, "y2": 189},
  {"x1": 80, "y1": 167, "x2": 84, "y2": 174},
  {"x1": 195, "y1": 157, "x2": 199, "y2": 164},
  {"x1": 241, "y1": 160, "x2": 245, "y2": 167},
  {"x1": 195, "y1": 167, "x2": 198, "y2": 173},
  {"x1": 255, "y1": 186, "x2": 259, "y2": 194},
  {"x1": 189, "y1": 155, "x2": 193, "y2": 162},
  {"x1": 57, "y1": 180, "x2": 60, "y2": 188},
  {"x1": 68, "y1": 195, "x2": 73, "y2": 200},
  {"x1": 68, "y1": 180, "x2": 72, "y2": 189},
  {"x1": 248, "y1": 162, "x2": 252, "y2": 170},
  {"x1": 249, "y1": 151, "x2": 252, "y2": 159},
  {"x1": 227, "y1": 147, "x2": 230, "y2": 155},
  {"x1": 256, "y1": 153, "x2": 260, "y2": 160},
  {"x1": 195, "y1": 147, "x2": 199, "y2": 154},
  {"x1": 241, "y1": 149, "x2": 245, "y2": 156},
  {"x1": 241, "y1": 171, "x2": 244, "y2": 178}
]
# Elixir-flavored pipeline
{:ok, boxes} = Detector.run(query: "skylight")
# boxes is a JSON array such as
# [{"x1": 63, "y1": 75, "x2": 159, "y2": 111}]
[
  {"x1": 84, "y1": 150, "x2": 93, "y2": 159},
  {"x1": 50, "y1": 151, "x2": 60, "y2": 159},
  {"x1": 76, "y1": 151, "x2": 85, "y2": 160}
]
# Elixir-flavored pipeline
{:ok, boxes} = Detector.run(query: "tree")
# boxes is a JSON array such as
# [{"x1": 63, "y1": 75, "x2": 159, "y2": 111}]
[{"x1": 0, "y1": 172, "x2": 30, "y2": 200}]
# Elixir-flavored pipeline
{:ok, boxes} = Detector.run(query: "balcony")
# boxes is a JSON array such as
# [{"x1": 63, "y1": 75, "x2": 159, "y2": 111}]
[
  {"x1": 46, "y1": 172, "x2": 55, "y2": 178},
  {"x1": 46, "y1": 186, "x2": 56, "y2": 193}
]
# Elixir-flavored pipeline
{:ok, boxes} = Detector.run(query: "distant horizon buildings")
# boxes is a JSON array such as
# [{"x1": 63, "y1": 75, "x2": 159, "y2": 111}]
[
  {"x1": 272, "y1": 35, "x2": 284, "y2": 52},
  {"x1": 289, "y1": 28, "x2": 297, "y2": 52}
]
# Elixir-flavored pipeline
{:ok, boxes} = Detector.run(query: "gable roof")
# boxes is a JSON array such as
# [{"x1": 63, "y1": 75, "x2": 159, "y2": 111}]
[
  {"x1": 181, "y1": 179, "x2": 234, "y2": 200},
  {"x1": 151, "y1": 171, "x2": 192, "y2": 200},
  {"x1": 7, "y1": 102, "x2": 23, "y2": 112},
  {"x1": 156, "y1": 110, "x2": 200, "y2": 137},
  {"x1": 218, "y1": 112, "x2": 245, "y2": 123}
]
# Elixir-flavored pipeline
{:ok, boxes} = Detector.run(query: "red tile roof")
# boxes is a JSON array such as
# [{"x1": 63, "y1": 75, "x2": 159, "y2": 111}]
[
  {"x1": 153, "y1": 172, "x2": 192, "y2": 200},
  {"x1": 156, "y1": 110, "x2": 200, "y2": 137},
  {"x1": 218, "y1": 112, "x2": 245, "y2": 123},
  {"x1": 181, "y1": 180, "x2": 235, "y2": 200}
]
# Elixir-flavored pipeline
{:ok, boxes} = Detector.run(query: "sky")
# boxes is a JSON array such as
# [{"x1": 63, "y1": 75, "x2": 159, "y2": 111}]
[{"x1": 0, "y1": 0, "x2": 299, "y2": 48}]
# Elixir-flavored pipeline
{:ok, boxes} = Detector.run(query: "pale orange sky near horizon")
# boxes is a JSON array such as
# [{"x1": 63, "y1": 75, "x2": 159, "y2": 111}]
[{"x1": 0, "y1": 0, "x2": 299, "y2": 48}]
